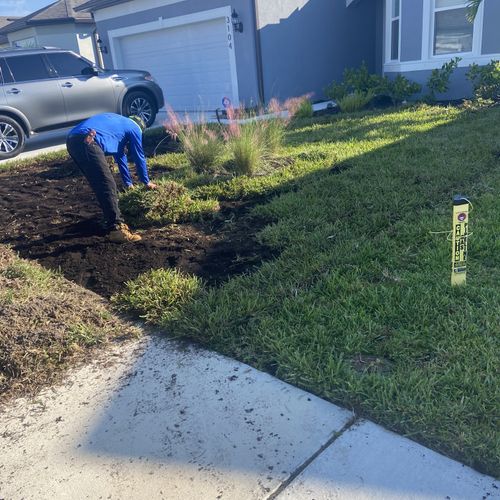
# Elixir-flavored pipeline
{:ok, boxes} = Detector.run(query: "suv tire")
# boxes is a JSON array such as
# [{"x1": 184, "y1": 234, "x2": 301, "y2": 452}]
[
  {"x1": 123, "y1": 91, "x2": 157, "y2": 127},
  {"x1": 0, "y1": 116, "x2": 26, "y2": 160}
]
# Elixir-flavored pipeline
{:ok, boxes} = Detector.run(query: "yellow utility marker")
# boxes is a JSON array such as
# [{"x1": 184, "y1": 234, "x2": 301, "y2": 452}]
[{"x1": 451, "y1": 195, "x2": 470, "y2": 286}]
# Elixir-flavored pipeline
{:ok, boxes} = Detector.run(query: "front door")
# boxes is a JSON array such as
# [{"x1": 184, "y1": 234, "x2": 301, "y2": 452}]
[
  {"x1": 45, "y1": 52, "x2": 117, "y2": 123},
  {"x1": 2, "y1": 54, "x2": 67, "y2": 131}
]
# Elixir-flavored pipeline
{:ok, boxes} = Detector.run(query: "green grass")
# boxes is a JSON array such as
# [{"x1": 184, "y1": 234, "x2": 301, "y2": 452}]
[
  {"x1": 118, "y1": 104, "x2": 499, "y2": 476},
  {"x1": 0, "y1": 246, "x2": 139, "y2": 399}
]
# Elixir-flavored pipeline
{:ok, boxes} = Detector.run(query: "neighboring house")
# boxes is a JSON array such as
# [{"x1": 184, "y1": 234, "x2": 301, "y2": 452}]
[
  {"x1": 0, "y1": 0, "x2": 98, "y2": 64},
  {"x1": 76, "y1": 0, "x2": 379, "y2": 111},
  {"x1": 0, "y1": 17, "x2": 20, "y2": 49},
  {"x1": 380, "y1": 0, "x2": 500, "y2": 99},
  {"x1": 75, "y1": 0, "x2": 499, "y2": 111}
]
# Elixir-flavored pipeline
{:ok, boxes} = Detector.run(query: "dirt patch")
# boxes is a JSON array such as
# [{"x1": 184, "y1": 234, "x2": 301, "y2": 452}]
[{"x1": 0, "y1": 156, "x2": 275, "y2": 298}]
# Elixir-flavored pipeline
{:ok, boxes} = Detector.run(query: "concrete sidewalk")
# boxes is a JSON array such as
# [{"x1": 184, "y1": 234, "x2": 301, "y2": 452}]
[{"x1": 1, "y1": 335, "x2": 497, "y2": 500}]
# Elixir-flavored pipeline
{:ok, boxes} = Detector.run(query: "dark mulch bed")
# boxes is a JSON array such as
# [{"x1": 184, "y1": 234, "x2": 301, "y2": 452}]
[{"x1": 0, "y1": 155, "x2": 275, "y2": 299}]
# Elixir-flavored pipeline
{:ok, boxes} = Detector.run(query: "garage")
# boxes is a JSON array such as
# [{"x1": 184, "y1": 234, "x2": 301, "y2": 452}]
[{"x1": 110, "y1": 10, "x2": 239, "y2": 112}]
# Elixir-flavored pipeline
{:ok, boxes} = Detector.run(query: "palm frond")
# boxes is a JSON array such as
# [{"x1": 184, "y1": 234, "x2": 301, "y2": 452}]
[{"x1": 466, "y1": 0, "x2": 482, "y2": 22}]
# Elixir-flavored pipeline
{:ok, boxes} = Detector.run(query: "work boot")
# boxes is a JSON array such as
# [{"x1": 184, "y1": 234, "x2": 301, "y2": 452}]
[{"x1": 108, "y1": 223, "x2": 142, "y2": 243}]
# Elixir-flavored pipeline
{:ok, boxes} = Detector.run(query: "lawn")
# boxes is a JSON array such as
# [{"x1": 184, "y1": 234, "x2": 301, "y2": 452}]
[
  {"x1": 117, "y1": 104, "x2": 500, "y2": 476},
  {"x1": 1, "y1": 104, "x2": 499, "y2": 477}
]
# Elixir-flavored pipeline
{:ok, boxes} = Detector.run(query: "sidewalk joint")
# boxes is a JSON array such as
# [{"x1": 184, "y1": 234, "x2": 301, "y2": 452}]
[{"x1": 266, "y1": 414, "x2": 359, "y2": 499}]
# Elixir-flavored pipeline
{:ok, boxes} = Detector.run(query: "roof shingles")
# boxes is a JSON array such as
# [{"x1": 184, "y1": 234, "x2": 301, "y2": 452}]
[{"x1": 0, "y1": 0, "x2": 93, "y2": 35}]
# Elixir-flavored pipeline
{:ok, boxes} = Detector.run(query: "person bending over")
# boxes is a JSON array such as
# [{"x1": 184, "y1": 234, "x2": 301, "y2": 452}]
[{"x1": 66, "y1": 113, "x2": 157, "y2": 243}]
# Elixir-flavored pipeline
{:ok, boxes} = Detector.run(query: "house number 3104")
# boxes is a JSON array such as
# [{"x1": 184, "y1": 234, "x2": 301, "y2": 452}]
[{"x1": 226, "y1": 17, "x2": 233, "y2": 49}]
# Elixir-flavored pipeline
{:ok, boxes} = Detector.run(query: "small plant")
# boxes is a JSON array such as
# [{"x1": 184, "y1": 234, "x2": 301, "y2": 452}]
[
  {"x1": 284, "y1": 94, "x2": 314, "y2": 119},
  {"x1": 338, "y1": 91, "x2": 374, "y2": 113},
  {"x1": 112, "y1": 268, "x2": 203, "y2": 324},
  {"x1": 325, "y1": 61, "x2": 385, "y2": 101},
  {"x1": 325, "y1": 62, "x2": 420, "y2": 106},
  {"x1": 119, "y1": 181, "x2": 219, "y2": 227},
  {"x1": 386, "y1": 75, "x2": 422, "y2": 104},
  {"x1": 426, "y1": 57, "x2": 462, "y2": 101},
  {"x1": 224, "y1": 101, "x2": 290, "y2": 175},
  {"x1": 466, "y1": 60, "x2": 500, "y2": 101},
  {"x1": 164, "y1": 108, "x2": 223, "y2": 173}
]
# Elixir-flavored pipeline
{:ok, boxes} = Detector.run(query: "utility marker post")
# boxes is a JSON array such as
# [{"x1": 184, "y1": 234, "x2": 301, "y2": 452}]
[{"x1": 451, "y1": 195, "x2": 469, "y2": 286}]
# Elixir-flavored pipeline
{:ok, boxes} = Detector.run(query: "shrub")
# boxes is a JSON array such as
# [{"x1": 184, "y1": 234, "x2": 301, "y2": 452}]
[
  {"x1": 325, "y1": 61, "x2": 385, "y2": 101},
  {"x1": 386, "y1": 75, "x2": 422, "y2": 103},
  {"x1": 325, "y1": 62, "x2": 420, "y2": 105},
  {"x1": 466, "y1": 60, "x2": 500, "y2": 101},
  {"x1": 426, "y1": 57, "x2": 461, "y2": 101},
  {"x1": 112, "y1": 268, "x2": 203, "y2": 324},
  {"x1": 119, "y1": 181, "x2": 219, "y2": 227},
  {"x1": 164, "y1": 108, "x2": 223, "y2": 173},
  {"x1": 225, "y1": 120, "x2": 267, "y2": 176},
  {"x1": 224, "y1": 101, "x2": 290, "y2": 175},
  {"x1": 284, "y1": 94, "x2": 314, "y2": 119},
  {"x1": 338, "y1": 91, "x2": 374, "y2": 113}
]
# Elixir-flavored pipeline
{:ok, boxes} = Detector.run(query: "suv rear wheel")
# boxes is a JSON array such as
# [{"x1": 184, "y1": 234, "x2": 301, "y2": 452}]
[
  {"x1": 0, "y1": 116, "x2": 25, "y2": 160},
  {"x1": 123, "y1": 91, "x2": 156, "y2": 127}
]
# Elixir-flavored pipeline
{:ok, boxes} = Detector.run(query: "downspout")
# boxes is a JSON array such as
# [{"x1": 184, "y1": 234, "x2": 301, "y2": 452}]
[{"x1": 251, "y1": 0, "x2": 265, "y2": 104}]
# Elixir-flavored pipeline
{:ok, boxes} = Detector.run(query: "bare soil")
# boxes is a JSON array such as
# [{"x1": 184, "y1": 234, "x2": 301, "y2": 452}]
[{"x1": 0, "y1": 155, "x2": 275, "y2": 299}]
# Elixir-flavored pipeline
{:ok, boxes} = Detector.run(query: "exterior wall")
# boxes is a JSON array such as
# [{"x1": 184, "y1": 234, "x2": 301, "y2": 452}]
[
  {"x1": 386, "y1": 67, "x2": 473, "y2": 100},
  {"x1": 93, "y1": 0, "x2": 261, "y2": 107},
  {"x1": 7, "y1": 27, "x2": 37, "y2": 47},
  {"x1": 76, "y1": 28, "x2": 97, "y2": 63},
  {"x1": 255, "y1": 0, "x2": 378, "y2": 101},
  {"x1": 382, "y1": 0, "x2": 500, "y2": 99},
  {"x1": 7, "y1": 24, "x2": 97, "y2": 63},
  {"x1": 400, "y1": 0, "x2": 423, "y2": 62},
  {"x1": 482, "y1": 0, "x2": 500, "y2": 54}
]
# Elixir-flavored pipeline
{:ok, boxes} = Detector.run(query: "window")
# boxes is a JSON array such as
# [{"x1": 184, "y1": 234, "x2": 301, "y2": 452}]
[
  {"x1": 0, "y1": 58, "x2": 13, "y2": 84},
  {"x1": 46, "y1": 52, "x2": 92, "y2": 77},
  {"x1": 5, "y1": 55, "x2": 51, "y2": 82},
  {"x1": 12, "y1": 37, "x2": 36, "y2": 48},
  {"x1": 433, "y1": 0, "x2": 473, "y2": 55},
  {"x1": 390, "y1": 0, "x2": 401, "y2": 60}
]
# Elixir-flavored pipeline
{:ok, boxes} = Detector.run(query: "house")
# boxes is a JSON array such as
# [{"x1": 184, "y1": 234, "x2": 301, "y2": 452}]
[
  {"x1": 0, "y1": 17, "x2": 20, "y2": 49},
  {"x1": 0, "y1": 0, "x2": 98, "y2": 64},
  {"x1": 381, "y1": 0, "x2": 500, "y2": 99},
  {"x1": 75, "y1": 0, "x2": 499, "y2": 111},
  {"x1": 76, "y1": 0, "x2": 379, "y2": 111}
]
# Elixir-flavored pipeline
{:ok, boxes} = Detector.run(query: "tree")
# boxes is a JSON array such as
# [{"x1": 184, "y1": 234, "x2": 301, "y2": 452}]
[{"x1": 467, "y1": 0, "x2": 483, "y2": 22}]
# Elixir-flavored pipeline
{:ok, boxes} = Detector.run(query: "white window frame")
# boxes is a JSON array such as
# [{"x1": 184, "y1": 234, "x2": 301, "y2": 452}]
[
  {"x1": 429, "y1": 0, "x2": 481, "y2": 58},
  {"x1": 385, "y1": 0, "x2": 402, "y2": 62},
  {"x1": 384, "y1": 0, "x2": 500, "y2": 73}
]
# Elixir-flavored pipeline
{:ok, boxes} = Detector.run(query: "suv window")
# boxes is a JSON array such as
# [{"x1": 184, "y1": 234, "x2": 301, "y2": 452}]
[
  {"x1": 5, "y1": 55, "x2": 51, "y2": 82},
  {"x1": 47, "y1": 52, "x2": 92, "y2": 77},
  {"x1": 0, "y1": 58, "x2": 13, "y2": 84}
]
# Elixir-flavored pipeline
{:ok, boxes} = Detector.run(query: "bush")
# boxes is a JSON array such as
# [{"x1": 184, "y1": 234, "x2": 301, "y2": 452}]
[
  {"x1": 164, "y1": 108, "x2": 223, "y2": 173},
  {"x1": 338, "y1": 91, "x2": 374, "y2": 113},
  {"x1": 386, "y1": 75, "x2": 422, "y2": 103},
  {"x1": 119, "y1": 181, "x2": 219, "y2": 227},
  {"x1": 426, "y1": 57, "x2": 461, "y2": 101},
  {"x1": 325, "y1": 62, "x2": 421, "y2": 105},
  {"x1": 224, "y1": 101, "x2": 290, "y2": 175},
  {"x1": 112, "y1": 268, "x2": 203, "y2": 324},
  {"x1": 284, "y1": 94, "x2": 314, "y2": 119},
  {"x1": 466, "y1": 60, "x2": 500, "y2": 101}
]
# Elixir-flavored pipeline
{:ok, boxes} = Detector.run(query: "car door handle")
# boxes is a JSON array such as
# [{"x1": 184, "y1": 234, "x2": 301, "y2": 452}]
[
  {"x1": 61, "y1": 82, "x2": 73, "y2": 88},
  {"x1": 112, "y1": 76, "x2": 126, "y2": 81},
  {"x1": 6, "y1": 88, "x2": 21, "y2": 94}
]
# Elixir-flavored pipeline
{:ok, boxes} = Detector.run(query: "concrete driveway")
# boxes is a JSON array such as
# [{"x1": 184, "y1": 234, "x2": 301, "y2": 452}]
[{"x1": 0, "y1": 111, "x2": 171, "y2": 164}]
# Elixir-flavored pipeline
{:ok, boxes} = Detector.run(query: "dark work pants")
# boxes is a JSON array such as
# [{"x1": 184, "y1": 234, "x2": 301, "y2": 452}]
[{"x1": 66, "y1": 135, "x2": 124, "y2": 230}]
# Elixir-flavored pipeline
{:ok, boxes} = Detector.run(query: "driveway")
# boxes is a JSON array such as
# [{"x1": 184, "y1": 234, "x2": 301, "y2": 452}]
[{"x1": 0, "y1": 111, "x2": 171, "y2": 164}]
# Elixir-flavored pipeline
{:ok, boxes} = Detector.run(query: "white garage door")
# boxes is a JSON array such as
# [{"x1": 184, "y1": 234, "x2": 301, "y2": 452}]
[{"x1": 117, "y1": 17, "x2": 235, "y2": 112}]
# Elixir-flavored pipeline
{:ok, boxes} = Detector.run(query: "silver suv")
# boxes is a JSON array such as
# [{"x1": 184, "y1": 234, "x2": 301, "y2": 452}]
[{"x1": 0, "y1": 47, "x2": 164, "y2": 159}]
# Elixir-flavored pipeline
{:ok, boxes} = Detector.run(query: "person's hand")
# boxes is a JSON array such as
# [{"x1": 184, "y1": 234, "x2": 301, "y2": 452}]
[
  {"x1": 146, "y1": 182, "x2": 158, "y2": 190},
  {"x1": 126, "y1": 184, "x2": 135, "y2": 190}
]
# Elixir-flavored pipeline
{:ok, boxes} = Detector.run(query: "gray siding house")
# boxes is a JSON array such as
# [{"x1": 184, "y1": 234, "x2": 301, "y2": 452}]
[
  {"x1": 76, "y1": 0, "x2": 499, "y2": 111},
  {"x1": 382, "y1": 0, "x2": 500, "y2": 99}
]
